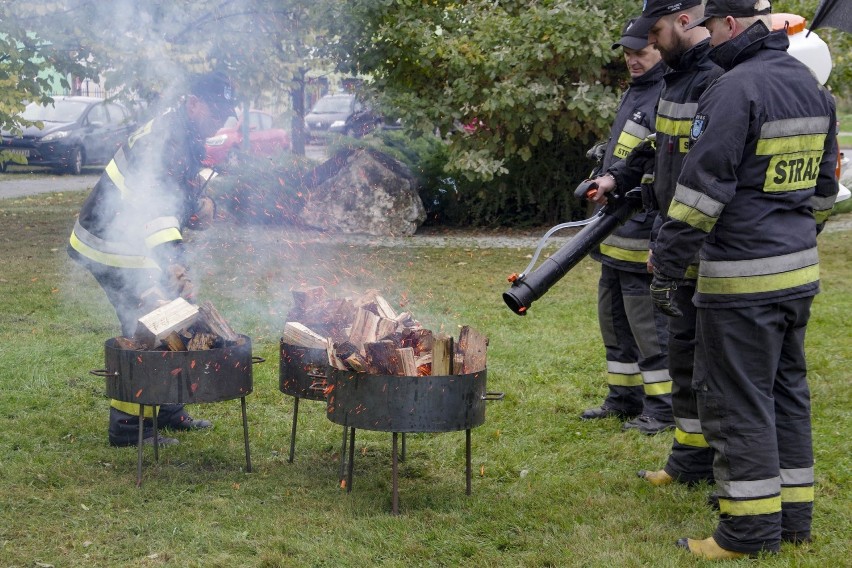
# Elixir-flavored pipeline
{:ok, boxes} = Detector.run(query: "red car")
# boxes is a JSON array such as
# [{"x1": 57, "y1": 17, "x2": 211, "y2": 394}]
[{"x1": 204, "y1": 109, "x2": 290, "y2": 168}]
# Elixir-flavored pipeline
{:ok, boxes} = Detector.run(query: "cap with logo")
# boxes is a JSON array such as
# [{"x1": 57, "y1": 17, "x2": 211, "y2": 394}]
[
  {"x1": 627, "y1": 0, "x2": 703, "y2": 38},
  {"x1": 612, "y1": 17, "x2": 650, "y2": 50},
  {"x1": 190, "y1": 71, "x2": 236, "y2": 120},
  {"x1": 686, "y1": 0, "x2": 772, "y2": 30}
]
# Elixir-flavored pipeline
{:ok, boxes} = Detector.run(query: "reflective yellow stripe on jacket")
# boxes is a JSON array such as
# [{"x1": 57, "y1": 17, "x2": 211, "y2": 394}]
[
  {"x1": 758, "y1": 117, "x2": 831, "y2": 192},
  {"x1": 697, "y1": 248, "x2": 819, "y2": 295}
]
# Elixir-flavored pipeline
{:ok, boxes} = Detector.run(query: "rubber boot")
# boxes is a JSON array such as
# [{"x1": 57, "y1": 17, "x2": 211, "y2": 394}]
[
  {"x1": 675, "y1": 537, "x2": 749, "y2": 560},
  {"x1": 637, "y1": 469, "x2": 673, "y2": 486}
]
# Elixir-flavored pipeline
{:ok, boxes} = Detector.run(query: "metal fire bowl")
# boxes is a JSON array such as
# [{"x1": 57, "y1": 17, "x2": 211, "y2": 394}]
[
  {"x1": 325, "y1": 368, "x2": 489, "y2": 433},
  {"x1": 100, "y1": 335, "x2": 255, "y2": 405},
  {"x1": 279, "y1": 340, "x2": 329, "y2": 401}
]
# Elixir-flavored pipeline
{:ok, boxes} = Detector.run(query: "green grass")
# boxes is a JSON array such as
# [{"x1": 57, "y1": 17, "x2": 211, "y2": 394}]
[{"x1": 0, "y1": 192, "x2": 849, "y2": 567}]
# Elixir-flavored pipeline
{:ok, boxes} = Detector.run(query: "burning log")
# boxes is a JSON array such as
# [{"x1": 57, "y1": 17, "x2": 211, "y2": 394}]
[
  {"x1": 282, "y1": 289, "x2": 488, "y2": 377},
  {"x1": 122, "y1": 299, "x2": 240, "y2": 352}
]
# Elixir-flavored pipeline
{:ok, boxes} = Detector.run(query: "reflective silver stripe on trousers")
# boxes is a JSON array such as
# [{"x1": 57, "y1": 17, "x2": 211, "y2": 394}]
[
  {"x1": 674, "y1": 417, "x2": 702, "y2": 434},
  {"x1": 717, "y1": 477, "x2": 781, "y2": 499},
  {"x1": 641, "y1": 368, "x2": 671, "y2": 384},
  {"x1": 607, "y1": 361, "x2": 641, "y2": 375},
  {"x1": 780, "y1": 467, "x2": 814, "y2": 485},
  {"x1": 700, "y1": 248, "x2": 819, "y2": 278}
]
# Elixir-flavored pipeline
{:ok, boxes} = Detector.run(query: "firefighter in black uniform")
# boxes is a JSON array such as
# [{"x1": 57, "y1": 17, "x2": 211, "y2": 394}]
[
  {"x1": 68, "y1": 71, "x2": 235, "y2": 447},
  {"x1": 581, "y1": 18, "x2": 673, "y2": 435},
  {"x1": 650, "y1": 0, "x2": 838, "y2": 559},
  {"x1": 590, "y1": 0, "x2": 723, "y2": 484}
]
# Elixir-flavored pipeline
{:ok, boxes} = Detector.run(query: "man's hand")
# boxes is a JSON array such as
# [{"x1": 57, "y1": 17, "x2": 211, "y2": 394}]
[
  {"x1": 167, "y1": 264, "x2": 195, "y2": 301},
  {"x1": 187, "y1": 196, "x2": 216, "y2": 231},
  {"x1": 650, "y1": 272, "x2": 682, "y2": 318},
  {"x1": 588, "y1": 173, "x2": 617, "y2": 205}
]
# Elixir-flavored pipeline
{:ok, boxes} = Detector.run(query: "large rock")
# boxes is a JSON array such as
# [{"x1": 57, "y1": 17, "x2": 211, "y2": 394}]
[{"x1": 299, "y1": 148, "x2": 426, "y2": 236}]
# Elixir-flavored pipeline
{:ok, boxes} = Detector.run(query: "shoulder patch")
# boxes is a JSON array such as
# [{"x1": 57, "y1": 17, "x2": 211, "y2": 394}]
[
  {"x1": 690, "y1": 113, "x2": 708, "y2": 142},
  {"x1": 630, "y1": 110, "x2": 647, "y2": 124}
]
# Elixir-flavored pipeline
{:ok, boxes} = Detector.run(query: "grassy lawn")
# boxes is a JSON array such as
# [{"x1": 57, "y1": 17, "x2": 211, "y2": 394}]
[{"x1": 0, "y1": 192, "x2": 849, "y2": 567}]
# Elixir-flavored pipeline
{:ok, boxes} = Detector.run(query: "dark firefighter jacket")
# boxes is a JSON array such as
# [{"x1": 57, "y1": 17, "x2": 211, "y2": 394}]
[
  {"x1": 68, "y1": 106, "x2": 207, "y2": 274},
  {"x1": 652, "y1": 23, "x2": 839, "y2": 309},
  {"x1": 591, "y1": 61, "x2": 666, "y2": 273},
  {"x1": 607, "y1": 39, "x2": 724, "y2": 279}
]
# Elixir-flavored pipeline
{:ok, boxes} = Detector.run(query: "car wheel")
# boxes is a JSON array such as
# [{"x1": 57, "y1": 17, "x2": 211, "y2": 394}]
[{"x1": 66, "y1": 147, "x2": 84, "y2": 175}]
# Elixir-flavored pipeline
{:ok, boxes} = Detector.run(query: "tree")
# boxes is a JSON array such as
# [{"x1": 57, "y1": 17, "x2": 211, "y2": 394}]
[{"x1": 0, "y1": 1, "x2": 99, "y2": 166}]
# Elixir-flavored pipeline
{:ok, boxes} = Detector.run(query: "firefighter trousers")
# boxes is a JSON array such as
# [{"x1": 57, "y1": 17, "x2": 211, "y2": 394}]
[
  {"x1": 695, "y1": 297, "x2": 814, "y2": 553},
  {"x1": 662, "y1": 282, "x2": 714, "y2": 484},
  {"x1": 597, "y1": 265, "x2": 672, "y2": 420}
]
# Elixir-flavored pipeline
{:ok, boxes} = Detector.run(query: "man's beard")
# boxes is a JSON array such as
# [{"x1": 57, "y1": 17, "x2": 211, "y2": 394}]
[{"x1": 657, "y1": 34, "x2": 688, "y2": 68}]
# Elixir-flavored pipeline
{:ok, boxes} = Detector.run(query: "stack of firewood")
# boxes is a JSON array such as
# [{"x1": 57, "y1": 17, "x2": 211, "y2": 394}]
[
  {"x1": 282, "y1": 287, "x2": 487, "y2": 376},
  {"x1": 114, "y1": 298, "x2": 242, "y2": 352}
]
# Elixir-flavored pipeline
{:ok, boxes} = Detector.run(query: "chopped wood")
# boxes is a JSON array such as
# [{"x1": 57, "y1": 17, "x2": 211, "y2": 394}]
[
  {"x1": 134, "y1": 297, "x2": 200, "y2": 349},
  {"x1": 365, "y1": 340, "x2": 404, "y2": 375},
  {"x1": 326, "y1": 337, "x2": 347, "y2": 371},
  {"x1": 197, "y1": 301, "x2": 239, "y2": 342},
  {"x1": 406, "y1": 329, "x2": 433, "y2": 355},
  {"x1": 375, "y1": 317, "x2": 399, "y2": 341},
  {"x1": 397, "y1": 347, "x2": 418, "y2": 376},
  {"x1": 187, "y1": 332, "x2": 216, "y2": 351},
  {"x1": 163, "y1": 331, "x2": 186, "y2": 352},
  {"x1": 352, "y1": 289, "x2": 381, "y2": 310},
  {"x1": 283, "y1": 321, "x2": 327, "y2": 349},
  {"x1": 348, "y1": 308, "x2": 379, "y2": 354},
  {"x1": 373, "y1": 295, "x2": 398, "y2": 319},
  {"x1": 458, "y1": 325, "x2": 488, "y2": 373},
  {"x1": 431, "y1": 334, "x2": 454, "y2": 376},
  {"x1": 344, "y1": 352, "x2": 368, "y2": 372}
]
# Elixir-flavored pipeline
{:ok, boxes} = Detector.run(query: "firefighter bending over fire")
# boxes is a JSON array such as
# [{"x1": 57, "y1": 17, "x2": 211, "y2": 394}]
[
  {"x1": 588, "y1": 0, "x2": 723, "y2": 488},
  {"x1": 68, "y1": 71, "x2": 234, "y2": 447},
  {"x1": 581, "y1": 17, "x2": 674, "y2": 435}
]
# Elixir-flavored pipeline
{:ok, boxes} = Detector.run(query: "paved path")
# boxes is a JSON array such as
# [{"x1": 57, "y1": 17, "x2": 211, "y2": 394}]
[{"x1": 0, "y1": 171, "x2": 99, "y2": 199}]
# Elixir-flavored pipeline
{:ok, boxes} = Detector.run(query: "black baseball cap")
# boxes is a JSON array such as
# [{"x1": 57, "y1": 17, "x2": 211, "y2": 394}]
[
  {"x1": 612, "y1": 17, "x2": 650, "y2": 50},
  {"x1": 686, "y1": 0, "x2": 772, "y2": 30},
  {"x1": 627, "y1": 0, "x2": 703, "y2": 37},
  {"x1": 190, "y1": 71, "x2": 236, "y2": 119}
]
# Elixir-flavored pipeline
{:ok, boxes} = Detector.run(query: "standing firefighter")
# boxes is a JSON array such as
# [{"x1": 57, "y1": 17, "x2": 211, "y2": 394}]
[
  {"x1": 581, "y1": 17, "x2": 674, "y2": 435},
  {"x1": 590, "y1": 0, "x2": 723, "y2": 486},
  {"x1": 68, "y1": 71, "x2": 235, "y2": 447},
  {"x1": 651, "y1": 0, "x2": 838, "y2": 558}
]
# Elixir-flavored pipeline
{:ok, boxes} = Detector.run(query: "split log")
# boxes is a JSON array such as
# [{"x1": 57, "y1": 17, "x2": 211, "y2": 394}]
[
  {"x1": 374, "y1": 295, "x2": 398, "y2": 320},
  {"x1": 283, "y1": 321, "x2": 328, "y2": 349},
  {"x1": 458, "y1": 325, "x2": 488, "y2": 373},
  {"x1": 431, "y1": 334, "x2": 454, "y2": 376},
  {"x1": 114, "y1": 336, "x2": 142, "y2": 350},
  {"x1": 326, "y1": 337, "x2": 347, "y2": 371},
  {"x1": 134, "y1": 297, "x2": 199, "y2": 349},
  {"x1": 405, "y1": 329, "x2": 433, "y2": 355},
  {"x1": 397, "y1": 347, "x2": 418, "y2": 376},
  {"x1": 348, "y1": 308, "x2": 379, "y2": 354},
  {"x1": 163, "y1": 331, "x2": 187, "y2": 352},
  {"x1": 291, "y1": 286, "x2": 327, "y2": 314},
  {"x1": 187, "y1": 332, "x2": 216, "y2": 351},
  {"x1": 365, "y1": 340, "x2": 404, "y2": 375},
  {"x1": 197, "y1": 301, "x2": 239, "y2": 342},
  {"x1": 375, "y1": 317, "x2": 399, "y2": 342}
]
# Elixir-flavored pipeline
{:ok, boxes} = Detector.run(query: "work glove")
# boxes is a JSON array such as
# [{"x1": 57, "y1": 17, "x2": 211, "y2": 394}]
[
  {"x1": 650, "y1": 271, "x2": 682, "y2": 318},
  {"x1": 166, "y1": 264, "x2": 195, "y2": 301},
  {"x1": 586, "y1": 141, "x2": 607, "y2": 162},
  {"x1": 186, "y1": 196, "x2": 216, "y2": 231}
]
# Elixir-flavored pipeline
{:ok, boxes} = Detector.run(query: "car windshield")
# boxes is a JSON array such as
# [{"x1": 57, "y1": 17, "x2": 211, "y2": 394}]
[
  {"x1": 310, "y1": 96, "x2": 353, "y2": 114},
  {"x1": 222, "y1": 116, "x2": 239, "y2": 129},
  {"x1": 22, "y1": 100, "x2": 88, "y2": 123}
]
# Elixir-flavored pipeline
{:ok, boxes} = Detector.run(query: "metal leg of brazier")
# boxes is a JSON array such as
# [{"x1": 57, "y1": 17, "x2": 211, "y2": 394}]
[
  {"x1": 392, "y1": 432, "x2": 400, "y2": 515},
  {"x1": 288, "y1": 396, "x2": 299, "y2": 463},
  {"x1": 401, "y1": 433, "x2": 406, "y2": 462},
  {"x1": 346, "y1": 427, "x2": 356, "y2": 493},
  {"x1": 136, "y1": 405, "x2": 145, "y2": 487},
  {"x1": 338, "y1": 425, "x2": 349, "y2": 482},
  {"x1": 466, "y1": 428, "x2": 472, "y2": 496},
  {"x1": 241, "y1": 396, "x2": 252, "y2": 473}
]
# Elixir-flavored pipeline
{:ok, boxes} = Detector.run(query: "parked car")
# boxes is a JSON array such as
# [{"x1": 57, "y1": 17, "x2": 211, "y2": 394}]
[
  {"x1": 204, "y1": 109, "x2": 290, "y2": 169},
  {"x1": 304, "y1": 93, "x2": 382, "y2": 140},
  {"x1": 0, "y1": 96, "x2": 135, "y2": 175}
]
